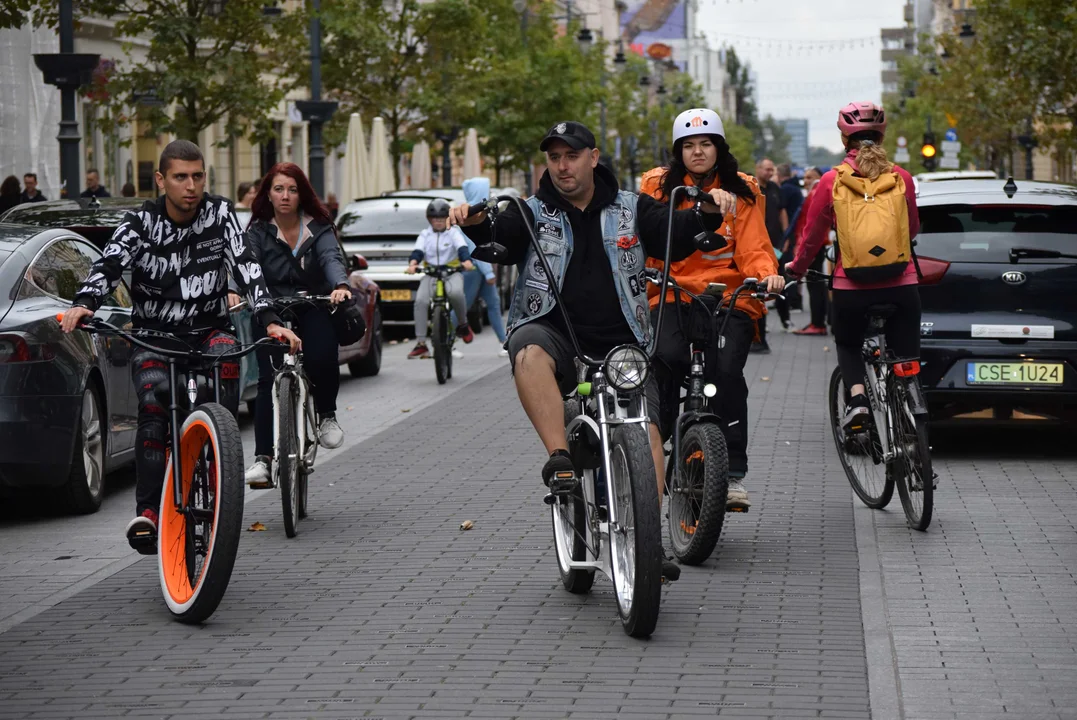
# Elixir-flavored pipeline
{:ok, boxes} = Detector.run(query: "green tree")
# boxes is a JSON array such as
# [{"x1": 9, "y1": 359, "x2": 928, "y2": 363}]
[
  {"x1": 724, "y1": 122, "x2": 756, "y2": 169},
  {"x1": 808, "y1": 146, "x2": 844, "y2": 168},
  {"x1": 25, "y1": 0, "x2": 301, "y2": 145},
  {"x1": 758, "y1": 115, "x2": 792, "y2": 164}
]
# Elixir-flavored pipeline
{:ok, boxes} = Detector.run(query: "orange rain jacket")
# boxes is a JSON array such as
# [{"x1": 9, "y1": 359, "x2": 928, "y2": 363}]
[{"x1": 640, "y1": 168, "x2": 778, "y2": 320}]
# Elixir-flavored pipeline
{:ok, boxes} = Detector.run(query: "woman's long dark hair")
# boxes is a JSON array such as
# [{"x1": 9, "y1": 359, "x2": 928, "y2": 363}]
[
  {"x1": 249, "y1": 162, "x2": 334, "y2": 228},
  {"x1": 659, "y1": 134, "x2": 756, "y2": 205}
]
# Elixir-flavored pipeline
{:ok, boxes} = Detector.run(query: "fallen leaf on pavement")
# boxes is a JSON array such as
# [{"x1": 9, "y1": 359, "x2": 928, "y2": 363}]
[
  {"x1": 760, "y1": 376, "x2": 771, "y2": 382},
  {"x1": 459, "y1": 520, "x2": 474, "y2": 531},
  {"x1": 823, "y1": 346, "x2": 830, "y2": 352},
  {"x1": 401, "y1": 408, "x2": 411, "y2": 413},
  {"x1": 247, "y1": 522, "x2": 266, "y2": 532}
]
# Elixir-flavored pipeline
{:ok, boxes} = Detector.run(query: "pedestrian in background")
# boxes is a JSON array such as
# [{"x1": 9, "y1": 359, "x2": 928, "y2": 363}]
[
  {"x1": 776, "y1": 163, "x2": 804, "y2": 313},
  {"x1": 81, "y1": 169, "x2": 110, "y2": 198},
  {"x1": 792, "y1": 166, "x2": 829, "y2": 335},
  {"x1": 235, "y1": 181, "x2": 257, "y2": 209},
  {"x1": 121, "y1": 182, "x2": 137, "y2": 197},
  {"x1": 752, "y1": 157, "x2": 782, "y2": 353},
  {"x1": 20, "y1": 172, "x2": 46, "y2": 203},
  {"x1": 0, "y1": 176, "x2": 20, "y2": 213}
]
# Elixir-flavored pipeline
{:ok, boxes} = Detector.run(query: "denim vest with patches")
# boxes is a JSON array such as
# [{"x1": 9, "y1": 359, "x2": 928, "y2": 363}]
[{"x1": 507, "y1": 192, "x2": 651, "y2": 346}]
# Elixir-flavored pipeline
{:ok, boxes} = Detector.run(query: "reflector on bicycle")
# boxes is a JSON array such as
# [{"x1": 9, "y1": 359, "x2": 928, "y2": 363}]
[{"x1": 894, "y1": 360, "x2": 921, "y2": 377}]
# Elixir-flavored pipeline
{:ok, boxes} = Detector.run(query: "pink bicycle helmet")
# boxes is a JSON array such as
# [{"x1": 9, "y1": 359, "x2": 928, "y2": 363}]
[{"x1": 837, "y1": 101, "x2": 887, "y2": 136}]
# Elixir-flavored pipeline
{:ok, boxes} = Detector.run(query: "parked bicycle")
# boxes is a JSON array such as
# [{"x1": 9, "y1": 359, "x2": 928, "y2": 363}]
[
  {"x1": 420, "y1": 264, "x2": 466, "y2": 385},
  {"x1": 466, "y1": 186, "x2": 713, "y2": 637},
  {"x1": 62, "y1": 314, "x2": 274, "y2": 622},
  {"x1": 648, "y1": 273, "x2": 786, "y2": 565},
  {"x1": 797, "y1": 269, "x2": 935, "y2": 530}
]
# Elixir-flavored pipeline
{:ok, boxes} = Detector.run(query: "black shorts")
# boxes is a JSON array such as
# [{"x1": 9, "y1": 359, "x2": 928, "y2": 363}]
[{"x1": 506, "y1": 319, "x2": 661, "y2": 423}]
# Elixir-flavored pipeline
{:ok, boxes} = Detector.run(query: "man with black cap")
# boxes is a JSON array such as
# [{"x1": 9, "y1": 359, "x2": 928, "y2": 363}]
[{"x1": 450, "y1": 121, "x2": 734, "y2": 577}]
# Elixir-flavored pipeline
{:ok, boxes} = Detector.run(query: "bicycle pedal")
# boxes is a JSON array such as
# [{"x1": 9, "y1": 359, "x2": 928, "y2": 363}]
[
  {"x1": 547, "y1": 471, "x2": 580, "y2": 496},
  {"x1": 127, "y1": 529, "x2": 157, "y2": 556},
  {"x1": 247, "y1": 479, "x2": 276, "y2": 490},
  {"x1": 727, "y1": 505, "x2": 750, "y2": 513}
]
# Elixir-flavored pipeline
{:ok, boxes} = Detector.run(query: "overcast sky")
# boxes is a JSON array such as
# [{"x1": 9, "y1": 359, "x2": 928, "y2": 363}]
[{"x1": 695, "y1": 0, "x2": 908, "y2": 152}]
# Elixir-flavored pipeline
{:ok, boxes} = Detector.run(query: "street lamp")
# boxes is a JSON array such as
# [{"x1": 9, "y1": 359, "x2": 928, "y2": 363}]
[
  {"x1": 293, "y1": 0, "x2": 337, "y2": 198},
  {"x1": 577, "y1": 27, "x2": 594, "y2": 51},
  {"x1": 958, "y1": 23, "x2": 975, "y2": 46}
]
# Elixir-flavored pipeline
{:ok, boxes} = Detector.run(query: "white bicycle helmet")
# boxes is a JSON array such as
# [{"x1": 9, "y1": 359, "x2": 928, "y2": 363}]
[{"x1": 672, "y1": 108, "x2": 726, "y2": 145}]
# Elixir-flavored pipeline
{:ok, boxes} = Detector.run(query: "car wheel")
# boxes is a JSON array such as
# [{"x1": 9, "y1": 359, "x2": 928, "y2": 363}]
[
  {"x1": 349, "y1": 306, "x2": 383, "y2": 377},
  {"x1": 63, "y1": 384, "x2": 106, "y2": 514}
]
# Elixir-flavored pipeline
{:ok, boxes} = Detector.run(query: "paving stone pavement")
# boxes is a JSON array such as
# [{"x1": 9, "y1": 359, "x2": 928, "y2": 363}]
[{"x1": 0, "y1": 326, "x2": 1074, "y2": 719}]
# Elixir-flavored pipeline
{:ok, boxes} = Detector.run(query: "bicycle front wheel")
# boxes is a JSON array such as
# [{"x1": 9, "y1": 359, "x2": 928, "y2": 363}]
[
  {"x1": 277, "y1": 375, "x2": 300, "y2": 538},
  {"x1": 298, "y1": 387, "x2": 316, "y2": 520},
  {"x1": 158, "y1": 402, "x2": 244, "y2": 624},
  {"x1": 668, "y1": 422, "x2": 729, "y2": 566},
  {"x1": 432, "y1": 307, "x2": 450, "y2": 385},
  {"x1": 607, "y1": 425, "x2": 662, "y2": 638},
  {"x1": 829, "y1": 367, "x2": 893, "y2": 509},
  {"x1": 888, "y1": 378, "x2": 934, "y2": 531}
]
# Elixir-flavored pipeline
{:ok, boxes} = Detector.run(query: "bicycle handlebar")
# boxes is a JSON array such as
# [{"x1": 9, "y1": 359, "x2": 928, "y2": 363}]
[
  {"x1": 58, "y1": 314, "x2": 277, "y2": 361},
  {"x1": 420, "y1": 265, "x2": 465, "y2": 278}
]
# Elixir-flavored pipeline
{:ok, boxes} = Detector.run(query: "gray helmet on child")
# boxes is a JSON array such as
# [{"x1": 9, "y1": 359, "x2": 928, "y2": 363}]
[{"x1": 426, "y1": 198, "x2": 451, "y2": 218}]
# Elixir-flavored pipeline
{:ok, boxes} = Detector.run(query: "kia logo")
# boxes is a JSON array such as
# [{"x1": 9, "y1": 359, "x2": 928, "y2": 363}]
[{"x1": 1001, "y1": 271, "x2": 1026, "y2": 285}]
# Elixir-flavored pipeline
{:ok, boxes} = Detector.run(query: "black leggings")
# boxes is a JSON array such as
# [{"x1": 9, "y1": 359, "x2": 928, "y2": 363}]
[
  {"x1": 131, "y1": 329, "x2": 239, "y2": 514},
  {"x1": 253, "y1": 306, "x2": 340, "y2": 457},
  {"x1": 831, "y1": 286, "x2": 921, "y2": 388}
]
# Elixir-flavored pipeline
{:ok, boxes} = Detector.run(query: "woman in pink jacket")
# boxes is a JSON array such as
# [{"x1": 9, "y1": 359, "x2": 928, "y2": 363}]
[{"x1": 787, "y1": 102, "x2": 921, "y2": 433}]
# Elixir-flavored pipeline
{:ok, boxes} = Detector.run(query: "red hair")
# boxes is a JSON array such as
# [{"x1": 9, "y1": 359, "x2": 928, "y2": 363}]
[{"x1": 249, "y1": 162, "x2": 333, "y2": 227}]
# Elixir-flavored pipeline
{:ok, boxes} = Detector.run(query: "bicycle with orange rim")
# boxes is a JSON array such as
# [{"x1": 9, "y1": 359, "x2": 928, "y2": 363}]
[{"x1": 62, "y1": 315, "x2": 275, "y2": 623}]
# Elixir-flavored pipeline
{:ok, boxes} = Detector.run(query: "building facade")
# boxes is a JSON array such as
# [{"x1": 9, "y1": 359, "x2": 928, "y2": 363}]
[{"x1": 781, "y1": 119, "x2": 809, "y2": 168}]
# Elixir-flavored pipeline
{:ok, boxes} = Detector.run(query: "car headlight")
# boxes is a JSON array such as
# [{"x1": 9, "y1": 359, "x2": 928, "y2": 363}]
[{"x1": 604, "y1": 345, "x2": 649, "y2": 393}]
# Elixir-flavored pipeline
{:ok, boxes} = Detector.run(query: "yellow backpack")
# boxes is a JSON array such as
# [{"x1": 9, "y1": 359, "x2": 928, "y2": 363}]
[{"x1": 831, "y1": 163, "x2": 911, "y2": 282}]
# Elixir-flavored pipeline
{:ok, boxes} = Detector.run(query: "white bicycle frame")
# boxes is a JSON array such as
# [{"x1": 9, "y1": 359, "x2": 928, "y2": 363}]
[
  {"x1": 271, "y1": 351, "x2": 317, "y2": 483},
  {"x1": 557, "y1": 376, "x2": 650, "y2": 580}
]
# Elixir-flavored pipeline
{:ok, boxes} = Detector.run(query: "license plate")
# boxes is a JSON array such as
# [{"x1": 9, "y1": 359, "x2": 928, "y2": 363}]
[
  {"x1": 966, "y1": 362, "x2": 1064, "y2": 385},
  {"x1": 380, "y1": 289, "x2": 412, "y2": 302}
]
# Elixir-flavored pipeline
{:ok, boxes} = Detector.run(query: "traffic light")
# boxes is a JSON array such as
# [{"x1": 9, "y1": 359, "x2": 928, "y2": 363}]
[{"x1": 921, "y1": 132, "x2": 938, "y2": 171}]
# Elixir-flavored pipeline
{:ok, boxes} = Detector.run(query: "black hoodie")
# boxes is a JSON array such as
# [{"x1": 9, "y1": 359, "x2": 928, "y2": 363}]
[{"x1": 464, "y1": 164, "x2": 719, "y2": 356}]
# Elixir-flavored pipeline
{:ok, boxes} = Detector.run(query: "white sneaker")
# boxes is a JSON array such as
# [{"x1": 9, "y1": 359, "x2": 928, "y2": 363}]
[
  {"x1": 726, "y1": 479, "x2": 751, "y2": 510},
  {"x1": 452, "y1": 349, "x2": 464, "y2": 359},
  {"x1": 498, "y1": 348, "x2": 509, "y2": 358},
  {"x1": 318, "y1": 416, "x2": 344, "y2": 449},
  {"x1": 245, "y1": 456, "x2": 272, "y2": 487}
]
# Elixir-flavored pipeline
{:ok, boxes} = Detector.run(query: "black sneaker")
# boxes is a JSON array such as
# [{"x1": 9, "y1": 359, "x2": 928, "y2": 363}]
[
  {"x1": 662, "y1": 559, "x2": 681, "y2": 582},
  {"x1": 749, "y1": 341, "x2": 771, "y2": 354},
  {"x1": 542, "y1": 449, "x2": 579, "y2": 496},
  {"x1": 843, "y1": 393, "x2": 871, "y2": 434}
]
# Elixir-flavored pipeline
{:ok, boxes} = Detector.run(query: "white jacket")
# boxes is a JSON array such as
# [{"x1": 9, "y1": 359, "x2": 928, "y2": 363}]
[{"x1": 413, "y1": 226, "x2": 469, "y2": 266}]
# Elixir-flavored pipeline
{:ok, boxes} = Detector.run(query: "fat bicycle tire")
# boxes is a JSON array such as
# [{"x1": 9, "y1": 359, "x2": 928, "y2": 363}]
[
  {"x1": 432, "y1": 307, "x2": 450, "y2": 385},
  {"x1": 157, "y1": 402, "x2": 244, "y2": 624},
  {"x1": 888, "y1": 378, "x2": 934, "y2": 531},
  {"x1": 552, "y1": 400, "x2": 596, "y2": 593},
  {"x1": 668, "y1": 423, "x2": 729, "y2": 566},
  {"x1": 608, "y1": 425, "x2": 663, "y2": 638},
  {"x1": 277, "y1": 375, "x2": 300, "y2": 538},
  {"x1": 829, "y1": 367, "x2": 894, "y2": 509}
]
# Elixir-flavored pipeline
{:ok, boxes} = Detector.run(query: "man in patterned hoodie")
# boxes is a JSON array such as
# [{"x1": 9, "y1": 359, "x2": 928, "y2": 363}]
[{"x1": 60, "y1": 140, "x2": 300, "y2": 553}]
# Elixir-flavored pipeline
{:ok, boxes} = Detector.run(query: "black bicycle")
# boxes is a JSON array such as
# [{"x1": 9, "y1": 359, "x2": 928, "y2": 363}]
[
  {"x1": 63, "y1": 315, "x2": 274, "y2": 622},
  {"x1": 649, "y1": 273, "x2": 786, "y2": 565},
  {"x1": 420, "y1": 264, "x2": 465, "y2": 385},
  {"x1": 465, "y1": 186, "x2": 715, "y2": 637}
]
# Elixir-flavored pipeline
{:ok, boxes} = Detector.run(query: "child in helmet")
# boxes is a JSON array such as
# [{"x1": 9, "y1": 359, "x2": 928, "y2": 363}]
[{"x1": 405, "y1": 198, "x2": 476, "y2": 358}]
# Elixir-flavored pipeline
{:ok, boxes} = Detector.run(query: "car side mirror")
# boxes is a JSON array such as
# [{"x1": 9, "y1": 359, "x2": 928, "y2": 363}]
[{"x1": 350, "y1": 254, "x2": 369, "y2": 271}]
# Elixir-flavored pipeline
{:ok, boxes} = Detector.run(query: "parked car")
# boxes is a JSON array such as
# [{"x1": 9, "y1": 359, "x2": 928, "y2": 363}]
[
  {"x1": 1, "y1": 196, "x2": 382, "y2": 400},
  {"x1": 338, "y1": 193, "x2": 514, "y2": 335},
  {"x1": 0, "y1": 223, "x2": 138, "y2": 512},
  {"x1": 913, "y1": 178, "x2": 1077, "y2": 423}
]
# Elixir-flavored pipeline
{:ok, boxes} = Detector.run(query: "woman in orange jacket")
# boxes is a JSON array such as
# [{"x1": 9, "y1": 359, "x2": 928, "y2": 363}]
[{"x1": 641, "y1": 108, "x2": 784, "y2": 510}]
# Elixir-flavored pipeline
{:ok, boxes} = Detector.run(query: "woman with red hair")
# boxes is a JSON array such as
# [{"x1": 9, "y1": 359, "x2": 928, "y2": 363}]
[{"x1": 243, "y1": 163, "x2": 353, "y2": 486}]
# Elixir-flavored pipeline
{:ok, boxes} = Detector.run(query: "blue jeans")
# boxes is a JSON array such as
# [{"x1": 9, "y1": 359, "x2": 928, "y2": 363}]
[{"x1": 455, "y1": 269, "x2": 507, "y2": 343}]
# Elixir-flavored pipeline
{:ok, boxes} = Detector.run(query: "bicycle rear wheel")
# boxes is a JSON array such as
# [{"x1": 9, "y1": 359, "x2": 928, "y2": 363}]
[
  {"x1": 888, "y1": 378, "x2": 934, "y2": 531},
  {"x1": 829, "y1": 367, "x2": 893, "y2": 509},
  {"x1": 608, "y1": 425, "x2": 662, "y2": 638},
  {"x1": 668, "y1": 422, "x2": 729, "y2": 566},
  {"x1": 432, "y1": 307, "x2": 450, "y2": 385},
  {"x1": 276, "y1": 375, "x2": 300, "y2": 538},
  {"x1": 158, "y1": 402, "x2": 244, "y2": 624}
]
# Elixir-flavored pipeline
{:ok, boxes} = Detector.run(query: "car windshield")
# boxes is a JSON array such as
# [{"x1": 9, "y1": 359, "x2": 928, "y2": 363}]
[{"x1": 338, "y1": 199, "x2": 431, "y2": 237}]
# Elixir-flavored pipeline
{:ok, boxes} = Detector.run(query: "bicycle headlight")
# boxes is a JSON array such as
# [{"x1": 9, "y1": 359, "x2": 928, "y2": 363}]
[{"x1": 604, "y1": 345, "x2": 650, "y2": 393}]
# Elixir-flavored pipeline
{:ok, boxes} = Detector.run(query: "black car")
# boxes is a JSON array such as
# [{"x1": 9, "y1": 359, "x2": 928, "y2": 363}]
[
  {"x1": 914, "y1": 178, "x2": 1077, "y2": 423},
  {"x1": 0, "y1": 223, "x2": 138, "y2": 512}
]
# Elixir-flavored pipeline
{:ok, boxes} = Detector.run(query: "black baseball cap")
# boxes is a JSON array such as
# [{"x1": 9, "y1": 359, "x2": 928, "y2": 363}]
[{"x1": 539, "y1": 121, "x2": 597, "y2": 152}]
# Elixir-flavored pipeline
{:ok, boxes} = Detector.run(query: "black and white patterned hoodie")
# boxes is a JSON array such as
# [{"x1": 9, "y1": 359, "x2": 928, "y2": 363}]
[{"x1": 74, "y1": 193, "x2": 280, "y2": 332}]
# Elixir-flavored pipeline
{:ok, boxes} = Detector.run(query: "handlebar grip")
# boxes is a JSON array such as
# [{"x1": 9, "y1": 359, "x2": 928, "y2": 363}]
[
  {"x1": 686, "y1": 186, "x2": 717, "y2": 205},
  {"x1": 467, "y1": 202, "x2": 489, "y2": 218}
]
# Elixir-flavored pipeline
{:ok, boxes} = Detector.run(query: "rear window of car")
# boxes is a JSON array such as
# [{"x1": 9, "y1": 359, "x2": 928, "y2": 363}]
[
  {"x1": 917, "y1": 204, "x2": 1077, "y2": 263},
  {"x1": 338, "y1": 200, "x2": 431, "y2": 237}
]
